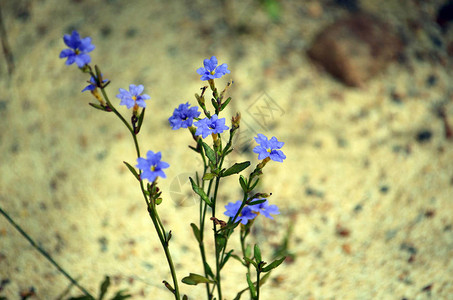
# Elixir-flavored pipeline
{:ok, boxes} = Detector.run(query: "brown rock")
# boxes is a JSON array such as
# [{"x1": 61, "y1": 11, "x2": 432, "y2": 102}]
[{"x1": 307, "y1": 13, "x2": 403, "y2": 87}]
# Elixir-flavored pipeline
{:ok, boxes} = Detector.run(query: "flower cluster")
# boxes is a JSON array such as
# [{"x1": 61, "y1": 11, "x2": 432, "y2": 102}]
[
  {"x1": 196, "y1": 56, "x2": 230, "y2": 81},
  {"x1": 169, "y1": 102, "x2": 201, "y2": 130},
  {"x1": 116, "y1": 84, "x2": 151, "y2": 109},
  {"x1": 224, "y1": 200, "x2": 280, "y2": 225},
  {"x1": 194, "y1": 114, "x2": 229, "y2": 138},
  {"x1": 59, "y1": 30, "x2": 95, "y2": 68}
]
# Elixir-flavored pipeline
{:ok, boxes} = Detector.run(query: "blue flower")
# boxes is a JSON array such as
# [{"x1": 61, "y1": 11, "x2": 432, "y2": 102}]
[
  {"x1": 168, "y1": 103, "x2": 201, "y2": 130},
  {"x1": 253, "y1": 134, "x2": 286, "y2": 162},
  {"x1": 82, "y1": 75, "x2": 108, "y2": 92},
  {"x1": 196, "y1": 56, "x2": 230, "y2": 81},
  {"x1": 194, "y1": 114, "x2": 229, "y2": 138},
  {"x1": 59, "y1": 30, "x2": 95, "y2": 68},
  {"x1": 116, "y1": 84, "x2": 151, "y2": 109},
  {"x1": 224, "y1": 200, "x2": 257, "y2": 225},
  {"x1": 249, "y1": 200, "x2": 280, "y2": 220},
  {"x1": 136, "y1": 151, "x2": 169, "y2": 182}
]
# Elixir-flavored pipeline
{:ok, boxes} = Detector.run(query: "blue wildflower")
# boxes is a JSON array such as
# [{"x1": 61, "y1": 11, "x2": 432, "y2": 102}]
[
  {"x1": 59, "y1": 30, "x2": 95, "y2": 68},
  {"x1": 249, "y1": 200, "x2": 280, "y2": 220},
  {"x1": 116, "y1": 84, "x2": 150, "y2": 109},
  {"x1": 224, "y1": 200, "x2": 257, "y2": 225},
  {"x1": 136, "y1": 151, "x2": 169, "y2": 182},
  {"x1": 196, "y1": 56, "x2": 230, "y2": 81},
  {"x1": 194, "y1": 114, "x2": 229, "y2": 138},
  {"x1": 168, "y1": 102, "x2": 201, "y2": 130},
  {"x1": 82, "y1": 75, "x2": 108, "y2": 92},
  {"x1": 253, "y1": 134, "x2": 286, "y2": 162}
]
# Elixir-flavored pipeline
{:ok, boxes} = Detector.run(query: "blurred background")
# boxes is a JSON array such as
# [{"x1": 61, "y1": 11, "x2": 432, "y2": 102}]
[{"x1": 0, "y1": 0, "x2": 452, "y2": 299}]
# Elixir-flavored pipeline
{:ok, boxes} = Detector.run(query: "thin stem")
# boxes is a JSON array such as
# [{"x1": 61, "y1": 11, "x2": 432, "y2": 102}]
[
  {"x1": 212, "y1": 176, "x2": 223, "y2": 300},
  {"x1": 256, "y1": 271, "x2": 261, "y2": 300},
  {"x1": 100, "y1": 87, "x2": 180, "y2": 299},
  {"x1": 0, "y1": 207, "x2": 94, "y2": 298}
]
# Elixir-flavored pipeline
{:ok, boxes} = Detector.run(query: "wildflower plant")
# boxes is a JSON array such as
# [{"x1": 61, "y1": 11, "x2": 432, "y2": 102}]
[{"x1": 59, "y1": 30, "x2": 286, "y2": 300}]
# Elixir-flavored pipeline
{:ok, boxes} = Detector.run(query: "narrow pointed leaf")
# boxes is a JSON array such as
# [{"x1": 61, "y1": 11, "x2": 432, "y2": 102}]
[
  {"x1": 189, "y1": 177, "x2": 212, "y2": 206},
  {"x1": 123, "y1": 161, "x2": 140, "y2": 181},
  {"x1": 136, "y1": 108, "x2": 146, "y2": 133},
  {"x1": 244, "y1": 256, "x2": 258, "y2": 269},
  {"x1": 190, "y1": 223, "x2": 201, "y2": 243},
  {"x1": 220, "y1": 249, "x2": 234, "y2": 269},
  {"x1": 248, "y1": 199, "x2": 266, "y2": 206},
  {"x1": 249, "y1": 178, "x2": 260, "y2": 190},
  {"x1": 239, "y1": 176, "x2": 248, "y2": 192},
  {"x1": 201, "y1": 141, "x2": 216, "y2": 164},
  {"x1": 182, "y1": 273, "x2": 215, "y2": 285},
  {"x1": 220, "y1": 97, "x2": 231, "y2": 111},
  {"x1": 261, "y1": 256, "x2": 286, "y2": 273},
  {"x1": 246, "y1": 273, "x2": 256, "y2": 298},
  {"x1": 221, "y1": 161, "x2": 250, "y2": 177},
  {"x1": 89, "y1": 102, "x2": 108, "y2": 111},
  {"x1": 202, "y1": 173, "x2": 217, "y2": 180},
  {"x1": 253, "y1": 244, "x2": 262, "y2": 264}
]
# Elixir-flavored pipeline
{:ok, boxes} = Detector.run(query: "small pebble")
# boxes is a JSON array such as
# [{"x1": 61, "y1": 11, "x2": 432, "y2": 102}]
[{"x1": 416, "y1": 130, "x2": 432, "y2": 143}]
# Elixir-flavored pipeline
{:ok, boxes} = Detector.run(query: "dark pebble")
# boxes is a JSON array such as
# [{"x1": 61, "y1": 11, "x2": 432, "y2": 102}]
[
  {"x1": 426, "y1": 74, "x2": 437, "y2": 87},
  {"x1": 416, "y1": 130, "x2": 432, "y2": 143},
  {"x1": 335, "y1": 0, "x2": 360, "y2": 12},
  {"x1": 305, "y1": 187, "x2": 324, "y2": 198},
  {"x1": 0, "y1": 100, "x2": 8, "y2": 112},
  {"x1": 400, "y1": 242, "x2": 417, "y2": 255},
  {"x1": 100, "y1": 25, "x2": 112, "y2": 38},
  {"x1": 379, "y1": 185, "x2": 389, "y2": 194},
  {"x1": 125, "y1": 28, "x2": 138, "y2": 38}
]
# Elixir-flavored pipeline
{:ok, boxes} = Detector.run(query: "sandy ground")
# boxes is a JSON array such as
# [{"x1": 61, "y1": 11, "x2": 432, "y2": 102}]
[{"x1": 0, "y1": 0, "x2": 452, "y2": 299}]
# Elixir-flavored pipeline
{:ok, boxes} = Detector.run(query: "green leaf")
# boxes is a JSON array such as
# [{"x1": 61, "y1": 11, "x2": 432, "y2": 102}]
[
  {"x1": 253, "y1": 244, "x2": 262, "y2": 264},
  {"x1": 202, "y1": 141, "x2": 216, "y2": 164},
  {"x1": 215, "y1": 233, "x2": 226, "y2": 255},
  {"x1": 261, "y1": 256, "x2": 286, "y2": 273},
  {"x1": 220, "y1": 97, "x2": 231, "y2": 111},
  {"x1": 136, "y1": 107, "x2": 146, "y2": 133},
  {"x1": 182, "y1": 296, "x2": 188, "y2": 300},
  {"x1": 190, "y1": 223, "x2": 201, "y2": 243},
  {"x1": 182, "y1": 273, "x2": 215, "y2": 285},
  {"x1": 99, "y1": 276, "x2": 110, "y2": 300},
  {"x1": 204, "y1": 262, "x2": 215, "y2": 279},
  {"x1": 259, "y1": 271, "x2": 271, "y2": 287},
  {"x1": 123, "y1": 161, "x2": 140, "y2": 181},
  {"x1": 220, "y1": 249, "x2": 234, "y2": 269},
  {"x1": 245, "y1": 244, "x2": 252, "y2": 259},
  {"x1": 221, "y1": 161, "x2": 251, "y2": 177},
  {"x1": 249, "y1": 178, "x2": 260, "y2": 191},
  {"x1": 244, "y1": 256, "x2": 258, "y2": 269},
  {"x1": 202, "y1": 173, "x2": 217, "y2": 180},
  {"x1": 189, "y1": 177, "x2": 212, "y2": 206},
  {"x1": 248, "y1": 199, "x2": 266, "y2": 206},
  {"x1": 67, "y1": 297, "x2": 94, "y2": 300},
  {"x1": 89, "y1": 102, "x2": 108, "y2": 111},
  {"x1": 246, "y1": 273, "x2": 256, "y2": 298},
  {"x1": 239, "y1": 176, "x2": 248, "y2": 192},
  {"x1": 231, "y1": 253, "x2": 247, "y2": 266},
  {"x1": 211, "y1": 97, "x2": 219, "y2": 111}
]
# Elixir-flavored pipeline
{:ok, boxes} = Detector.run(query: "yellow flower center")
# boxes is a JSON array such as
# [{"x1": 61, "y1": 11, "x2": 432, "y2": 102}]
[{"x1": 132, "y1": 96, "x2": 137, "y2": 101}]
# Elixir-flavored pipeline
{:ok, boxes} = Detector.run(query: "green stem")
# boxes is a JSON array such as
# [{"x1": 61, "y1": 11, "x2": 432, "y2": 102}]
[
  {"x1": 256, "y1": 270, "x2": 261, "y2": 300},
  {"x1": 198, "y1": 149, "x2": 213, "y2": 299},
  {"x1": 0, "y1": 207, "x2": 94, "y2": 298},
  {"x1": 100, "y1": 87, "x2": 180, "y2": 299},
  {"x1": 212, "y1": 176, "x2": 223, "y2": 300}
]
